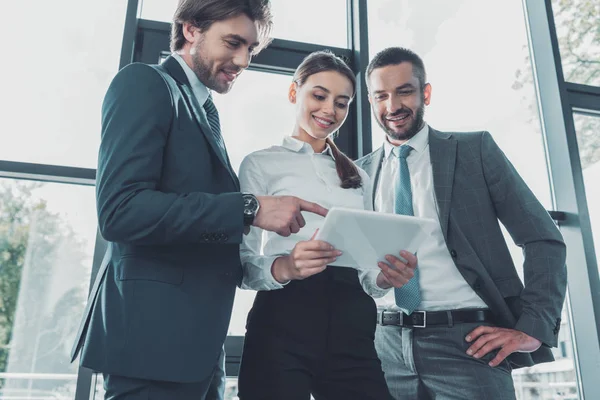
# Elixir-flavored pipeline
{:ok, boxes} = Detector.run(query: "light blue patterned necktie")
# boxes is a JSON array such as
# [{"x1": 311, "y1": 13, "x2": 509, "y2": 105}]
[{"x1": 393, "y1": 145, "x2": 421, "y2": 314}]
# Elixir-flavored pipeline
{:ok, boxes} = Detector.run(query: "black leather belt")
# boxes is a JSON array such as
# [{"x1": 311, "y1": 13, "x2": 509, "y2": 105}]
[{"x1": 377, "y1": 309, "x2": 494, "y2": 328}]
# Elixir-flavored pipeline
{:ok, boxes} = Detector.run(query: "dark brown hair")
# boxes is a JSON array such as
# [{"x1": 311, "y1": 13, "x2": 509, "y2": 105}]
[
  {"x1": 366, "y1": 47, "x2": 427, "y2": 89},
  {"x1": 293, "y1": 51, "x2": 363, "y2": 189},
  {"x1": 170, "y1": 0, "x2": 273, "y2": 53}
]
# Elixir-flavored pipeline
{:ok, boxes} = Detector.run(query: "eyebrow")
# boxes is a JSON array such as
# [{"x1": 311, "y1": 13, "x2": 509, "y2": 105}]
[
  {"x1": 372, "y1": 83, "x2": 416, "y2": 94},
  {"x1": 313, "y1": 85, "x2": 351, "y2": 101},
  {"x1": 223, "y1": 34, "x2": 260, "y2": 48}
]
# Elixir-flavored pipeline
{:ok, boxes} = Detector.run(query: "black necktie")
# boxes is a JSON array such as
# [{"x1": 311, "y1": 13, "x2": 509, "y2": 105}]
[{"x1": 202, "y1": 95, "x2": 227, "y2": 158}]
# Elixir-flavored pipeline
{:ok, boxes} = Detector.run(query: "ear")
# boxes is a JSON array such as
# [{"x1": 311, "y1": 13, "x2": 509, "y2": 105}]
[
  {"x1": 288, "y1": 82, "x2": 298, "y2": 104},
  {"x1": 182, "y1": 22, "x2": 199, "y2": 45},
  {"x1": 423, "y1": 83, "x2": 432, "y2": 106}
]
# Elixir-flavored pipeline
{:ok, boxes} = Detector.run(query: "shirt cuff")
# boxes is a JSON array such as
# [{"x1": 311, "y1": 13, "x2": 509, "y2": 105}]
[
  {"x1": 361, "y1": 269, "x2": 392, "y2": 298},
  {"x1": 262, "y1": 255, "x2": 289, "y2": 290}
]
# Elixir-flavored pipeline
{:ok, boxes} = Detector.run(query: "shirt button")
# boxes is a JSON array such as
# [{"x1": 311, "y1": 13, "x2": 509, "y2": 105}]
[{"x1": 450, "y1": 249, "x2": 457, "y2": 258}]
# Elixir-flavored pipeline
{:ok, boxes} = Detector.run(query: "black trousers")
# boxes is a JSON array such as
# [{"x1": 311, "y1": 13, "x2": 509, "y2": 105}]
[{"x1": 238, "y1": 268, "x2": 393, "y2": 400}]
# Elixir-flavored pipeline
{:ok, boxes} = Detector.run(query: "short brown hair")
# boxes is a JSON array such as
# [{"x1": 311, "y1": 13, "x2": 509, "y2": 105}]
[
  {"x1": 170, "y1": 0, "x2": 273, "y2": 53},
  {"x1": 366, "y1": 47, "x2": 427, "y2": 89},
  {"x1": 293, "y1": 51, "x2": 362, "y2": 189}
]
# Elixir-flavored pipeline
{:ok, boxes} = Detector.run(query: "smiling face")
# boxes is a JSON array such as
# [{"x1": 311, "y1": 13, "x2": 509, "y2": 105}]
[
  {"x1": 368, "y1": 62, "x2": 432, "y2": 144},
  {"x1": 290, "y1": 70, "x2": 354, "y2": 144},
  {"x1": 181, "y1": 14, "x2": 260, "y2": 94}
]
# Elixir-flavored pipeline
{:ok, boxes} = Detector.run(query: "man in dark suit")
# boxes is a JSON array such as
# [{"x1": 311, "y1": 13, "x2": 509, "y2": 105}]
[
  {"x1": 70, "y1": 1, "x2": 327, "y2": 398},
  {"x1": 356, "y1": 47, "x2": 567, "y2": 399}
]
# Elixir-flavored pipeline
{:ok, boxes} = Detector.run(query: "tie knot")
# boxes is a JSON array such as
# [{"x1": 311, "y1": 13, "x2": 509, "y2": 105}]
[{"x1": 395, "y1": 145, "x2": 412, "y2": 159}]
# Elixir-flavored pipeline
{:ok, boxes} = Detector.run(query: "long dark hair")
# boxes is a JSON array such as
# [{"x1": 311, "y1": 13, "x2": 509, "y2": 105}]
[{"x1": 293, "y1": 51, "x2": 363, "y2": 189}]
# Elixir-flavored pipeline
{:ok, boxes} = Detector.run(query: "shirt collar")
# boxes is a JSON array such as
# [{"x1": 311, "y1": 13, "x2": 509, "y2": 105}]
[
  {"x1": 282, "y1": 136, "x2": 336, "y2": 160},
  {"x1": 383, "y1": 123, "x2": 429, "y2": 159},
  {"x1": 172, "y1": 52, "x2": 210, "y2": 106}
]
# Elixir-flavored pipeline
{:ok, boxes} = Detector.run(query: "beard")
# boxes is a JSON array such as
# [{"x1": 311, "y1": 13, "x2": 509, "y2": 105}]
[
  {"x1": 376, "y1": 102, "x2": 425, "y2": 142},
  {"x1": 190, "y1": 40, "x2": 237, "y2": 94}
]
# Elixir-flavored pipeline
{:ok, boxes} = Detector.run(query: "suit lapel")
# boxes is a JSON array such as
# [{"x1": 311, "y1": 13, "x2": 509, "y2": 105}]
[
  {"x1": 162, "y1": 57, "x2": 240, "y2": 190},
  {"x1": 429, "y1": 128, "x2": 457, "y2": 240}
]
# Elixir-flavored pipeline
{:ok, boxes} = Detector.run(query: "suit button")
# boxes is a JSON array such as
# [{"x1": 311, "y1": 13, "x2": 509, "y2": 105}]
[
  {"x1": 450, "y1": 249, "x2": 457, "y2": 258},
  {"x1": 473, "y1": 280, "x2": 482, "y2": 290}
]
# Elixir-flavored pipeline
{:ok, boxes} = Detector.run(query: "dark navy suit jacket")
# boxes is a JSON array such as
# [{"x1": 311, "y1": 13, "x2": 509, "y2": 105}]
[{"x1": 71, "y1": 56, "x2": 244, "y2": 382}]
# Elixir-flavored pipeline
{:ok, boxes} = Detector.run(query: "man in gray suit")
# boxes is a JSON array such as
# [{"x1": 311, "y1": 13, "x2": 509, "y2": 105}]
[
  {"x1": 356, "y1": 47, "x2": 567, "y2": 399},
  {"x1": 70, "y1": 1, "x2": 328, "y2": 399}
]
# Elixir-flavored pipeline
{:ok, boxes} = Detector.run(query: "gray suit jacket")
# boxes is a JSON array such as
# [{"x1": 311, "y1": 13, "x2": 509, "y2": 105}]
[
  {"x1": 71, "y1": 56, "x2": 245, "y2": 382},
  {"x1": 356, "y1": 128, "x2": 567, "y2": 368}
]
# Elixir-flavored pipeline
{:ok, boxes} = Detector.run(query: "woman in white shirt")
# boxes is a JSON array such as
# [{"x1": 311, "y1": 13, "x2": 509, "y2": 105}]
[{"x1": 236, "y1": 51, "x2": 393, "y2": 400}]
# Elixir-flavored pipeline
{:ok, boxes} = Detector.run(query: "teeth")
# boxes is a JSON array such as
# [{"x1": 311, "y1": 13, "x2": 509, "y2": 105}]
[
  {"x1": 387, "y1": 115, "x2": 408, "y2": 121},
  {"x1": 314, "y1": 117, "x2": 333, "y2": 125}
]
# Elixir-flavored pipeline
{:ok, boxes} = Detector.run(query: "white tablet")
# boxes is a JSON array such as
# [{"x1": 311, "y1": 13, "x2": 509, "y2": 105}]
[{"x1": 314, "y1": 207, "x2": 436, "y2": 270}]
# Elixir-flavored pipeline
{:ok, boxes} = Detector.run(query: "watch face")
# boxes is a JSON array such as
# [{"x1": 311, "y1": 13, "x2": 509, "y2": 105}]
[{"x1": 243, "y1": 194, "x2": 258, "y2": 214}]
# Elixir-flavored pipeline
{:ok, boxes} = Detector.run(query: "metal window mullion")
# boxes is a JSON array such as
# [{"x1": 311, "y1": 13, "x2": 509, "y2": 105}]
[
  {"x1": 565, "y1": 83, "x2": 600, "y2": 112},
  {"x1": 347, "y1": 0, "x2": 371, "y2": 158},
  {"x1": 0, "y1": 160, "x2": 96, "y2": 186}
]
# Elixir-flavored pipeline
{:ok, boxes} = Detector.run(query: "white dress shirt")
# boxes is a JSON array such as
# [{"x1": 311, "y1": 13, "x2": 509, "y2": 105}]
[
  {"x1": 239, "y1": 136, "x2": 371, "y2": 291},
  {"x1": 369, "y1": 124, "x2": 488, "y2": 311},
  {"x1": 172, "y1": 53, "x2": 210, "y2": 106}
]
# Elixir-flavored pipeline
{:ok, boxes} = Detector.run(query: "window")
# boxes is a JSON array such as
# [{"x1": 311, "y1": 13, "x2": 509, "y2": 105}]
[
  {"x1": 0, "y1": 0, "x2": 127, "y2": 168},
  {"x1": 575, "y1": 112, "x2": 600, "y2": 278},
  {"x1": 367, "y1": 0, "x2": 552, "y2": 209},
  {"x1": 213, "y1": 70, "x2": 296, "y2": 335},
  {"x1": 367, "y1": 1, "x2": 579, "y2": 398},
  {"x1": 0, "y1": 179, "x2": 96, "y2": 399},
  {"x1": 551, "y1": 0, "x2": 600, "y2": 86},
  {"x1": 140, "y1": 0, "x2": 349, "y2": 47}
]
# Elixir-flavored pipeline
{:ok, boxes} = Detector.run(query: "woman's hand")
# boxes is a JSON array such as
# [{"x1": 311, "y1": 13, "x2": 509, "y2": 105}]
[{"x1": 271, "y1": 230, "x2": 341, "y2": 283}]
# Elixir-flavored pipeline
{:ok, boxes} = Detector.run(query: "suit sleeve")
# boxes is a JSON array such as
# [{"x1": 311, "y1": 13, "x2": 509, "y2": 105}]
[
  {"x1": 480, "y1": 131, "x2": 567, "y2": 347},
  {"x1": 96, "y1": 63, "x2": 244, "y2": 245}
]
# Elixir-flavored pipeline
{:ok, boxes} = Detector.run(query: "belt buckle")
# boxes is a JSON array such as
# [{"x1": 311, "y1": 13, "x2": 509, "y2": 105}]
[
  {"x1": 379, "y1": 310, "x2": 402, "y2": 326},
  {"x1": 410, "y1": 311, "x2": 427, "y2": 328}
]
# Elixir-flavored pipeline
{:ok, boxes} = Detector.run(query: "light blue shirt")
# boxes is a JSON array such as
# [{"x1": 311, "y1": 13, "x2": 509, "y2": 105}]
[
  {"x1": 372, "y1": 123, "x2": 488, "y2": 311},
  {"x1": 172, "y1": 52, "x2": 210, "y2": 106}
]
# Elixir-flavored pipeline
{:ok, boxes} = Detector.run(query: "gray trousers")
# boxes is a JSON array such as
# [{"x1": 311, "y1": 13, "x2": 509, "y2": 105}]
[{"x1": 375, "y1": 321, "x2": 516, "y2": 400}]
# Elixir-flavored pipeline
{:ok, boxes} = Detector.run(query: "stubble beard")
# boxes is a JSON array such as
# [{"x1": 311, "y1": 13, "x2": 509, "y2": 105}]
[
  {"x1": 377, "y1": 102, "x2": 426, "y2": 142},
  {"x1": 190, "y1": 40, "x2": 230, "y2": 94}
]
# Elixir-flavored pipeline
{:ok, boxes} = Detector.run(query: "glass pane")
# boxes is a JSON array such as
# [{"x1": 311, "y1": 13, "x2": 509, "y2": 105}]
[
  {"x1": 214, "y1": 70, "x2": 296, "y2": 335},
  {"x1": 0, "y1": 1, "x2": 127, "y2": 168},
  {"x1": 367, "y1": 1, "x2": 578, "y2": 398},
  {"x1": 576, "y1": 112, "x2": 600, "y2": 277},
  {"x1": 0, "y1": 179, "x2": 96, "y2": 398},
  {"x1": 552, "y1": 0, "x2": 600, "y2": 86},
  {"x1": 269, "y1": 0, "x2": 347, "y2": 47},
  {"x1": 141, "y1": 0, "x2": 348, "y2": 47},
  {"x1": 368, "y1": 0, "x2": 552, "y2": 208}
]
